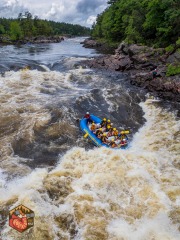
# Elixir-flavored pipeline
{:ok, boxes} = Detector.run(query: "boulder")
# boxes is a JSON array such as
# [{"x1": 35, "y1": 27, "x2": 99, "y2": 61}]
[
  {"x1": 166, "y1": 50, "x2": 180, "y2": 64},
  {"x1": 115, "y1": 42, "x2": 129, "y2": 55},
  {"x1": 82, "y1": 42, "x2": 179, "y2": 102},
  {"x1": 82, "y1": 39, "x2": 102, "y2": 48}
]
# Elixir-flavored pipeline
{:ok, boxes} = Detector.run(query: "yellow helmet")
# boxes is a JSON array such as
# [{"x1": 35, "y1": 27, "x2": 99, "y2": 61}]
[
  {"x1": 99, "y1": 128, "x2": 102, "y2": 131},
  {"x1": 107, "y1": 125, "x2": 110, "y2": 129},
  {"x1": 111, "y1": 138, "x2": 115, "y2": 142},
  {"x1": 113, "y1": 128, "x2": 116, "y2": 131},
  {"x1": 107, "y1": 119, "x2": 111, "y2": 123},
  {"x1": 103, "y1": 133, "x2": 106, "y2": 136},
  {"x1": 103, "y1": 118, "x2": 106, "y2": 121},
  {"x1": 92, "y1": 123, "x2": 95, "y2": 125}
]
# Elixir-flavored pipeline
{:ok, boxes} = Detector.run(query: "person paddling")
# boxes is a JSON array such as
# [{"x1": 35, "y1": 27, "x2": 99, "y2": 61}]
[
  {"x1": 90, "y1": 123, "x2": 96, "y2": 132},
  {"x1": 96, "y1": 128, "x2": 103, "y2": 138},
  {"x1": 101, "y1": 133, "x2": 109, "y2": 144},
  {"x1": 100, "y1": 118, "x2": 107, "y2": 127},
  {"x1": 109, "y1": 138, "x2": 117, "y2": 148},
  {"x1": 84, "y1": 112, "x2": 93, "y2": 124}
]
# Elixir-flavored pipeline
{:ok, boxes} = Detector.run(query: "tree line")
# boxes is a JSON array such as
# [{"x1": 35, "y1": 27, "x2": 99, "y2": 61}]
[
  {"x1": 91, "y1": 0, "x2": 180, "y2": 47},
  {"x1": 0, "y1": 12, "x2": 90, "y2": 41}
]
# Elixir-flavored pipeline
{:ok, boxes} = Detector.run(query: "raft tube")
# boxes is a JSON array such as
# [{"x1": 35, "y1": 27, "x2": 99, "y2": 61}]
[{"x1": 80, "y1": 114, "x2": 128, "y2": 149}]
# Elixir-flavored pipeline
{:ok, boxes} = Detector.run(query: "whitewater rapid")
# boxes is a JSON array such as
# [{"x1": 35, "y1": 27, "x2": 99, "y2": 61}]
[
  {"x1": 0, "y1": 39, "x2": 179, "y2": 240},
  {"x1": 1, "y1": 97, "x2": 179, "y2": 240}
]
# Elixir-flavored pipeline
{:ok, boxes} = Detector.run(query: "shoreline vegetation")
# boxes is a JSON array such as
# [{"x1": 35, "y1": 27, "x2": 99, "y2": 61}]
[
  {"x1": 82, "y1": 39, "x2": 180, "y2": 103},
  {"x1": 0, "y1": 11, "x2": 90, "y2": 45},
  {"x1": 0, "y1": 4, "x2": 179, "y2": 103},
  {"x1": 81, "y1": 0, "x2": 180, "y2": 103}
]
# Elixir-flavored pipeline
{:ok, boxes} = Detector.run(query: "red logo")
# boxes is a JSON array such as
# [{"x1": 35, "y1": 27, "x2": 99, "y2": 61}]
[{"x1": 9, "y1": 204, "x2": 34, "y2": 233}]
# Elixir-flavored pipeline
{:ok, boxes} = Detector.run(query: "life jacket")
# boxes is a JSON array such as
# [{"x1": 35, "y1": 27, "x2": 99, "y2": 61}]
[
  {"x1": 110, "y1": 142, "x2": 117, "y2": 148},
  {"x1": 106, "y1": 123, "x2": 111, "y2": 128},
  {"x1": 84, "y1": 114, "x2": 90, "y2": 119},
  {"x1": 120, "y1": 134, "x2": 127, "y2": 140},
  {"x1": 107, "y1": 128, "x2": 113, "y2": 137},
  {"x1": 101, "y1": 136, "x2": 107, "y2": 143},
  {"x1": 91, "y1": 125, "x2": 96, "y2": 131},
  {"x1": 96, "y1": 129, "x2": 102, "y2": 136},
  {"x1": 100, "y1": 120, "x2": 106, "y2": 127},
  {"x1": 113, "y1": 130, "x2": 118, "y2": 136},
  {"x1": 120, "y1": 139, "x2": 127, "y2": 145}
]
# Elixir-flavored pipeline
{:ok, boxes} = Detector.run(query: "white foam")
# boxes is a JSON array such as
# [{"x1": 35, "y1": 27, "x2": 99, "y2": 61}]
[
  {"x1": 107, "y1": 213, "x2": 179, "y2": 240},
  {"x1": 0, "y1": 72, "x2": 180, "y2": 239},
  {"x1": 0, "y1": 169, "x2": 7, "y2": 188}
]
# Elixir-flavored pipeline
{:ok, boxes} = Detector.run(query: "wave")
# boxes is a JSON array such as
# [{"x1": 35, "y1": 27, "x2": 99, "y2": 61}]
[{"x1": 0, "y1": 98, "x2": 179, "y2": 239}]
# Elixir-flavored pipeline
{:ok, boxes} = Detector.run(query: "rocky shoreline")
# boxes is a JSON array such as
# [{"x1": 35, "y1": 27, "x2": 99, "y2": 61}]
[
  {"x1": 82, "y1": 39, "x2": 180, "y2": 102},
  {"x1": 0, "y1": 35, "x2": 65, "y2": 45}
]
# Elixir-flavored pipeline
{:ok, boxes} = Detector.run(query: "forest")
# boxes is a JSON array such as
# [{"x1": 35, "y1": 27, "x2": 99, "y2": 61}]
[
  {"x1": 91, "y1": 0, "x2": 180, "y2": 47},
  {"x1": 0, "y1": 12, "x2": 90, "y2": 42}
]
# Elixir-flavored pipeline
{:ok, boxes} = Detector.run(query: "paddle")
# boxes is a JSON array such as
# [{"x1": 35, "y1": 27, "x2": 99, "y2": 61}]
[
  {"x1": 120, "y1": 130, "x2": 130, "y2": 135},
  {"x1": 84, "y1": 133, "x2": 89, "y2": 138}
]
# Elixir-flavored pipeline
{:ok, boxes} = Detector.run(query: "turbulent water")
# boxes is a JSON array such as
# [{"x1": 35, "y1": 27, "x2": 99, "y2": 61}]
[{"x1": 0, "y1": 38, "x2": 179, "y2": 240}]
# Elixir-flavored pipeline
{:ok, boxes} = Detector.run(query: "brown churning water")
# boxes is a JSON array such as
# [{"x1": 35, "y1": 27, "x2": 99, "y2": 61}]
[{"x1": 0, "y1": 59, "x2": 180, "y2": 239}]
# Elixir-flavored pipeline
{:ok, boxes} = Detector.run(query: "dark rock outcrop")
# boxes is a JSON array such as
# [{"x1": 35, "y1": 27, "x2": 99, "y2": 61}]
[
  {"x1": 0, "y1": 36, "x2": 65, "y2": 45},
  {"x1": 82, "y1": 39, "x2": 180, "y2": 102},
  {"x1": 82, "y1": 38, "x2": 115, "y2": 54}
]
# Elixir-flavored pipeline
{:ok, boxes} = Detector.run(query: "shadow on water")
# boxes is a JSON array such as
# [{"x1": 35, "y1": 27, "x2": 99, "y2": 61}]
[
  {"x1": 10, "y1": 70, "x2": 146, "y2": 169},
  {"x1": 0, "y1": 38, "x2": 166, "y2": 170}
]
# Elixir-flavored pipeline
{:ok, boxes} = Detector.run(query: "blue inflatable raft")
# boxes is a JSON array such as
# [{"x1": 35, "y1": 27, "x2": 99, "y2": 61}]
[{"x1": 80, "y1": 115, "x2": 128, "y2": 149}]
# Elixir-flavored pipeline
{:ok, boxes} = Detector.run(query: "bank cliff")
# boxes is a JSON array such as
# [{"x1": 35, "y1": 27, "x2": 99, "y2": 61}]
[{"x1": 82, "y1": 39, "x2": 180, "y2": 102}]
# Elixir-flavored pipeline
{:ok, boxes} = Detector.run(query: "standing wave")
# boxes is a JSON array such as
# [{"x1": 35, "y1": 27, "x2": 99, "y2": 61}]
[{"x1": 0, "y1": 99, "x2": 179, "y2": 240}]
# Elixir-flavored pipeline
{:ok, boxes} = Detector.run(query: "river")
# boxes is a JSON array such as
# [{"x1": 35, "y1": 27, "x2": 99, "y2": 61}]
[{"x1": 0, "y1": 37, "x2": 179, "y2": 240}]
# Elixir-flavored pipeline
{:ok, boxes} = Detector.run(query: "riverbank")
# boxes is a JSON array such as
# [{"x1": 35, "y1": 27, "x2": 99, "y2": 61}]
[
  {"x1": 0, "y1": 35, "x2": 65, "y2": 45},
  {"x1": 82, "y1": 39, "x2": 180, "y2": 102}
]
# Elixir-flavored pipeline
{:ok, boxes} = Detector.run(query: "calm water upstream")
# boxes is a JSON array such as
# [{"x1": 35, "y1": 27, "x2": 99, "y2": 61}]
[{"x1": 0, "y1": 37, "x2": 179, "y2": 240}]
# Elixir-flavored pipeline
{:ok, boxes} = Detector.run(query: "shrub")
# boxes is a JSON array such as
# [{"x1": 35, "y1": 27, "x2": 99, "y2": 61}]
[
  {"x1": 165, "y1": 45, "x2": 174, "y2": 53},
  {"x1": 166, "y1": 64, "x2": 180, "y2": 76}
]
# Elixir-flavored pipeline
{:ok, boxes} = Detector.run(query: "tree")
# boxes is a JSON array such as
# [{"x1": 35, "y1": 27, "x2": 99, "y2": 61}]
[
  {"x1": 91, "y1": 0, "x2": 180, "y2": 47},
  {"x1": 10, "y1": 21, "x2": 23, "y2": 40},
  {"x1": 0, "y1": 24, "x2": 5, "y2": 34},
  {"x1": 18, "y1": 11, "x2": 34, "y2": 37}
]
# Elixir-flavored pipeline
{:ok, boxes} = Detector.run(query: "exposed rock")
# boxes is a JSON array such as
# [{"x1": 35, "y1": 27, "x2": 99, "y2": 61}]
[
  {"x1": 82, "y1": 39, "x2": 102, "y2": 48},
  {"x1": 0, "y1": 35, "x2": 65, "y2": 45},
  {"x1": 115, "y1": 42, "x2": 129, "y2": 55},
  {"x1": 82, "y1": 40, "x2": 180, "y2": 102},
  {"x1": 82, "y1": 38, "x2": 115, "y2": 54},
  {"x1": 166, "y1": 51, "x2": 180, "y2": 64}
]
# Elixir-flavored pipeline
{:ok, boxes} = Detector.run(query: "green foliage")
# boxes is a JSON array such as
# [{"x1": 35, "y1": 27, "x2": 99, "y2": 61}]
[
  {"x1": 0, "y1": 12, "x2": 90, "y2": 42},
  {"x1": 91, "y1": 0, "x2": 180, "y2": 47},
  {"x1": 10, "y1": 21, "x2": 23, "y2": 40},
  {"x1": 166, "y1": 64, "x2": 180, "y2": 76},
  {"x1": 176, "y1": 38, "x2": 180, "y2": 46},
  {"x1": 48, "y1": 21, "x2": 89, "y2": 36},
  {"x1": 165, "y1": 44, "x2": 174, "y2": 53},
  {"x1": 0, "y1": 24, "x2": 5, "y2": 34}
]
